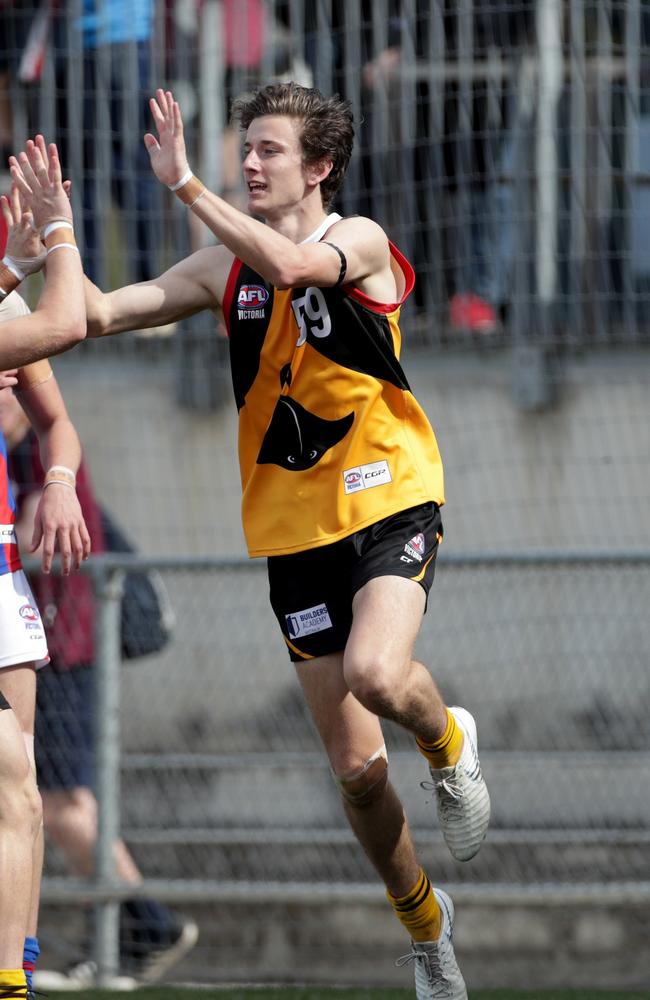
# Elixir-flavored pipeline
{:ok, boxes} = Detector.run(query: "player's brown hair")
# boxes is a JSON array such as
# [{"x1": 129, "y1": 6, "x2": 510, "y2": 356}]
[{"x1": 231, "y1": 81, "x2": 354, "y2": 210}]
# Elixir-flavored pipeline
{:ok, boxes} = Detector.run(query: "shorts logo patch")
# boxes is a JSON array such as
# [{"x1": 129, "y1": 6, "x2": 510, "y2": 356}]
[
  {"x1": 286, "y1": 603, "x2": 332, "y2": 638},
  {"x1": 403, "y1": 533, "x2": 425, "y2": 563},
  {"x1": 343, "y1": 460, "x2": 392, "y2": 494},
  {"x1": 19, "y1": 604, "x2": 40, "y2": 622}
]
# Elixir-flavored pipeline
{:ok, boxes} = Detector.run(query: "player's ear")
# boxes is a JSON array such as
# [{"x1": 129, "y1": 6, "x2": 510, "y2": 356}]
[{"x1": 306, "y1": 158, "x2": 333, "y2": 187}]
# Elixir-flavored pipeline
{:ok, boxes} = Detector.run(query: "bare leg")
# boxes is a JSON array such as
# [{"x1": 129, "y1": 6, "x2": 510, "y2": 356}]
[
  {"x1": 345, "y1": 576, "x2": 448, "y2": 743},
  {"x1": 296, "y1": 653, "x2": 420, "y2": 896},
  {"x1": 0, "y1": 665, "x2": 43, "y2": 942},
  {"x1": 0, "y1": 694, "x2": 38, "y2": 965},
  {"x1": 42, "y1": 786, "x2": 142, "y2": 883}
]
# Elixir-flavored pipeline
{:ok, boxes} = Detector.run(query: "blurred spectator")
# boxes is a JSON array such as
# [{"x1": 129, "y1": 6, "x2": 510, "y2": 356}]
[
  {"x1": 0, "y1": 1, "x2": 47, "y2": 165},
  {"x1": 2, "y1": 383, "x2": 198, "y2": 989},
  {"x1": 354, "y1": 1, "x2": 535, "y2": 334},
  {"x1": 51, "y1": 0, "x2": 163, "y2": 288}
]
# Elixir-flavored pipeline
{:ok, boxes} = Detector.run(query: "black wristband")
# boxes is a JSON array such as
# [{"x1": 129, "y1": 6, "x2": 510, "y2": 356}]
[{"x1": 323, "y1": 241, "x2": 348, "y2": 287}]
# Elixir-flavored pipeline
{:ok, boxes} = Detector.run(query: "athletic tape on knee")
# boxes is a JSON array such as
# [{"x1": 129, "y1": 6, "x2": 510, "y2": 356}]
[{"x1": 335, "y1": 745, "x2": 388, "y2": 808}]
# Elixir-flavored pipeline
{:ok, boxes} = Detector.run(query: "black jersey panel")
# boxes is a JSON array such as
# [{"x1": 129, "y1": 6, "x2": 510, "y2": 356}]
[
  {"x1": 228, "y1": 265, "x2": 275, "y2": 411},
  {"x1": 290, "y1": 287, "x2": 411, "y2": 391}
]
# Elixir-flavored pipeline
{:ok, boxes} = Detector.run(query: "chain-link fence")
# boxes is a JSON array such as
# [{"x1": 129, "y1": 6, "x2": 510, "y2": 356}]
[
  {"x1": 1, "y1": 0, "x2": 649, "y2": 990},
  {"x1": 30, "y1": 546, "x2": 650, "y2": 986}
]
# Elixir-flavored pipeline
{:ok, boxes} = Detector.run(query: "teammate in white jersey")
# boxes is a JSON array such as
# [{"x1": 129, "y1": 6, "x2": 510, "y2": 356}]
[{"x1": 0, "y1": 137, "x2": 90, "y2": 997}]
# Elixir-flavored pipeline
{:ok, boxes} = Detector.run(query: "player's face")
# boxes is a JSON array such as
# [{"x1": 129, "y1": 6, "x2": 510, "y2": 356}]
[{"x1": 242, "y1": 116, "x2": 313, "y2": 216}]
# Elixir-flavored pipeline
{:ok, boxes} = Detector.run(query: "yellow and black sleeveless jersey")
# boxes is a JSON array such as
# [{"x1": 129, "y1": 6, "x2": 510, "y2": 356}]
[{"x1": 222, "y1": 229, "x2": 445, "y2": 558}]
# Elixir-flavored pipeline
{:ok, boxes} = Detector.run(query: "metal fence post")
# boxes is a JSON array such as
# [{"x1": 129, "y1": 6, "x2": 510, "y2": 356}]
[{"x1": 92, "y1": 560, "x2": 125, "y2": 986}]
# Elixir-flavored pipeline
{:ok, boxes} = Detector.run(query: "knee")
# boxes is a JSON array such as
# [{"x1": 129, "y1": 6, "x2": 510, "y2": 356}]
[
  {"x1": 43, "y1": 788, "x2": 96, "y2": 842},
  {"x1": 0, "y1": 757, "x2": 42, "y2": 837},
  {"x1": 334, "y1": 746, "x2": 389, "y2": 810},
  {"x1": 344, "y1": 653, "x2": 402, "y2": 713}
]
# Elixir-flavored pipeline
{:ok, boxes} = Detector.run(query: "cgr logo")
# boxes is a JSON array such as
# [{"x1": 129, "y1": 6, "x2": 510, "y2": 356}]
[
  {"x1": 238, "y1": 284, "x2": 269, "y2": 307},
  {"x1": 19, "y1": 604, "x2": 39, "y2": 622}
]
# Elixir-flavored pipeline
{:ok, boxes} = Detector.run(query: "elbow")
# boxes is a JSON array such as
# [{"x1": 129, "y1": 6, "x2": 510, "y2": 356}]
[
  {"x1": 272, "y1": 249, "x2": 310, "y2": 290},
  {"x1": 52, "y1": 318, "x2": 86, "y2": 352},
  {"x1": 65, "y1": 320, "x2": 87, "y2": 347},
  {"x1": 273, "y1": 264, "x2": 306, "y2": 290}
]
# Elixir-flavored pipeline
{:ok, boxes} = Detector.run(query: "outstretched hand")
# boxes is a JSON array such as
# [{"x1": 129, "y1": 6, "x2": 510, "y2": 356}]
[
  {"x1": 8, "y1": 136, "x2": 73, "y2": 232},
  {"x1": 0, "y1": 185, "x2": 46, "y2": 276},
  {"x1": 144, "y1": 88, "x2": 191, "y2": 187}
]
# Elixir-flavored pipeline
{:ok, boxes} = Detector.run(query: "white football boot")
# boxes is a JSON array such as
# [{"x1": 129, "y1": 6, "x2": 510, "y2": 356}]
[
  {"x1": 395, "y1": 889, "x2": 468, "y2": 999},
  {"x1": 423, "y1": 706, "x2": 490, "y2": 862}
]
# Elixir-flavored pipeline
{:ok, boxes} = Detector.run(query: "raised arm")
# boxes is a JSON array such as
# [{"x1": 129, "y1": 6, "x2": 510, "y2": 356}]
[
  {"x1": 15, "y1": 373, "x2": 91, "y2": 574},
  {"x1": 0, "y1": 137, "x2": 86, "y2": 367},
  {"x1": 144, "y1": 90, "x2": 393, "y2": 296}
]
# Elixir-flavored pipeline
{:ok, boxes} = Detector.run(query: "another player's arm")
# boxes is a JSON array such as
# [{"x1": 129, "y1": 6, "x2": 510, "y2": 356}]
[
  {"x1": 16, "y1": 374, "x2": 91, "y2": 574},
  {"x1": 84, "y1": 244, "x2": 232, "y2": 338},
  {"x1": 1, "y1": 138, "x2": 86, "y2": 368}
]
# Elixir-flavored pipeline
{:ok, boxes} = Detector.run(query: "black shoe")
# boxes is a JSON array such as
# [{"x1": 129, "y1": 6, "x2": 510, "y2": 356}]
[{"x1": 122, "y1": 917, "x2": 199, "y2": 983}]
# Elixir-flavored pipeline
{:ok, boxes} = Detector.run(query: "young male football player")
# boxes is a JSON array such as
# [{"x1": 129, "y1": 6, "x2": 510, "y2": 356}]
[{"x1": 80, "y1": 83, "x2": 490, "y2": 998}]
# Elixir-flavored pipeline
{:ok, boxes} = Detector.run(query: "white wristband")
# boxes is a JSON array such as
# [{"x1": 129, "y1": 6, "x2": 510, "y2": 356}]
[
  {"x1": 169, "y1": 169, "x2": 193, "y2": 191},
  {"x1": 48, "y1": 465, "x2": 76, "y2": 476},
  {"x1": 46, "y1": 243, "x2": 80, "y2": 256},
  {"x1": 42, "y1": 220, "x2": 74, "y2": 239},
  {"x1": 43, "y1": 478, "x2": 76, "y2": 490},
  {"x1": 44, "y1": 464, "x2": 76, "y2": 491},
  {"x1": 2, "y1": 256, "x2": 25, "y2": 281}
]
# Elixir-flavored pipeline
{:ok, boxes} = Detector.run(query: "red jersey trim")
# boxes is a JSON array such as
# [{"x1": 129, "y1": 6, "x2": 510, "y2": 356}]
[
  {"x1": 346, "y1": 241, "x2": 415, "y2": 314},
  {"x1": 222, "y1": 258, "x2": 244, "y2": 339}
]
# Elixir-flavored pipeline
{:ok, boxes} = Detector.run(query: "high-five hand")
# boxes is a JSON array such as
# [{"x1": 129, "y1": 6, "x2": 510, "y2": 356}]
[
  {"x1": 144, "y1": 88, "x2": 191, "y2": 188},
  {"x1": 8, "y1": 136, "x2": 73, "y2": 232},
  {"x1": 0, "y1": 185, "x2": 46, "y2": 277}
]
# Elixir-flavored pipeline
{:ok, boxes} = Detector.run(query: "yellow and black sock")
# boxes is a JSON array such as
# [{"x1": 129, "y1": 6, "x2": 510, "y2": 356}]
[
  {"x1": 387, "y1": 868, "x2": 442, "y2": 942},
  {"x1": 0, "y1": 969, "x2": 28, "y2": 997},
  {"x1": 416, "y1": 708, "x2": 463, "y2": 769}
]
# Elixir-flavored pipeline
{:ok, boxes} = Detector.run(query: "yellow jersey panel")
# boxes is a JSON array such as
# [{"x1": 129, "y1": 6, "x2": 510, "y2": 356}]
[{"x1": 223, "y1": 242, "x2": 445, "y2": 557}]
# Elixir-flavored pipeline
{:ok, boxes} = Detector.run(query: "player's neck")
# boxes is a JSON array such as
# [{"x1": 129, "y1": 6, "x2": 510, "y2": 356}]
[{"x1": 264, "y1": 194, "x2": 330, "y2": 245}]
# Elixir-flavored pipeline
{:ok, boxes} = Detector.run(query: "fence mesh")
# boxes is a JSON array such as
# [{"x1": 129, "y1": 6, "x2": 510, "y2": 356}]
[{"x1": 1, "y1": 0, "x2": 649, "y2": 990}]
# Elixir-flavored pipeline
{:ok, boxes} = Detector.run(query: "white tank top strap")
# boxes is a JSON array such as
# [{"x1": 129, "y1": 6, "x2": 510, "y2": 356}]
[{"x1": 301, "y1": 213, "x2": 343, "y2": 244}]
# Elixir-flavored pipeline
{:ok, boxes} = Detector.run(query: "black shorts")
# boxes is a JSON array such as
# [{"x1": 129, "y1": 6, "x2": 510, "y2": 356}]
[
  {"x1": 35, "y1": 663, "x2": 95, "y2": 790},
  {"x1": 268, "y1": 502, "x2": 443, "y2": 662}
]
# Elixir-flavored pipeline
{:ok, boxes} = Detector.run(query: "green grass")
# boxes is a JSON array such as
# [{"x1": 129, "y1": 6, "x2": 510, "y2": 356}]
[{"x1": 43, "y1": 990, "x2": 650, "y2": 999}]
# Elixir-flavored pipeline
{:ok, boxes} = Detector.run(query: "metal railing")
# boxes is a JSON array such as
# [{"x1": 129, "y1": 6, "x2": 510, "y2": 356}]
[{"x1": 31, "y1": 549, "x2": 650, "y2": 984}]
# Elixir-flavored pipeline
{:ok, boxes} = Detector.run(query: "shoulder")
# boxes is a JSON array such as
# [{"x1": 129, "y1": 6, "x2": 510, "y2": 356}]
[
  {"x1": 326, "y1": 216, "x2": 389, "y2": 248},
  {"x1": 324, "y1": 216, "x2": 391, "y2": 276}
]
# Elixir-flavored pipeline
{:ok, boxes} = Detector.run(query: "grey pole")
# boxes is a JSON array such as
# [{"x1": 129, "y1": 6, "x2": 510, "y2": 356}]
[{"x1": 93, "y1": 562, "x2": 125, "y2": 986}]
